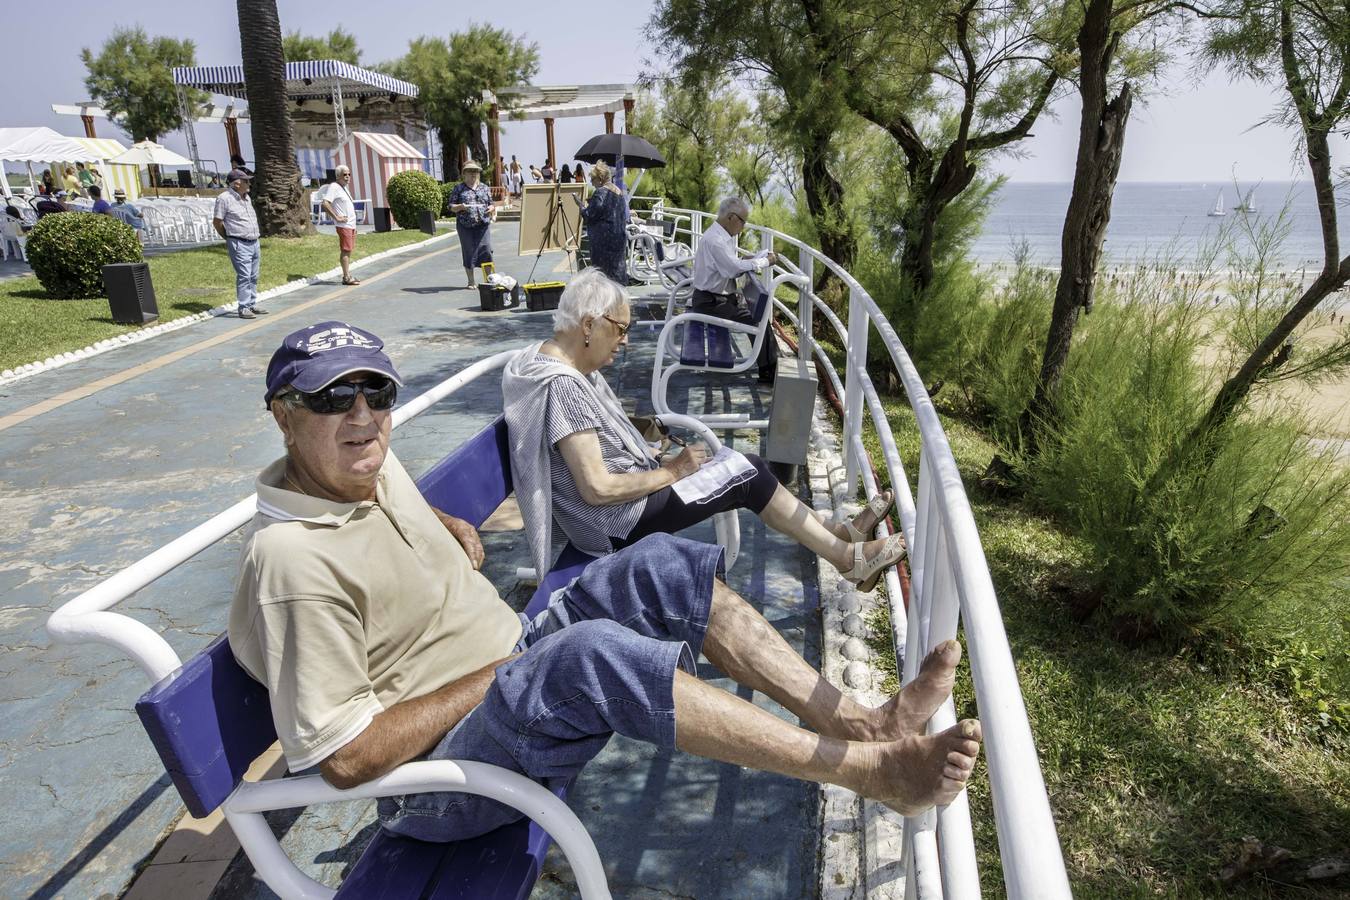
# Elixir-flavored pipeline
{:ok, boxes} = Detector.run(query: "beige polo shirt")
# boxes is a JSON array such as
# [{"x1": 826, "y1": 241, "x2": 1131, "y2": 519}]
[{"x1": 229, "y1": 449, "x2": 523, "y2": 771}]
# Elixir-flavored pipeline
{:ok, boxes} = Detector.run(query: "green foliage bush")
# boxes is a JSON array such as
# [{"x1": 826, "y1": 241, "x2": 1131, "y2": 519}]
[
  {"x1": 26, "y1": 212, "x2": 144, "y2": 299},
  {"x1": 385, "y1": 170, "x2": 442, "y2": 229},
  {"x1": 995, "y1": 264, "x2": 1350, "y2": 638}
]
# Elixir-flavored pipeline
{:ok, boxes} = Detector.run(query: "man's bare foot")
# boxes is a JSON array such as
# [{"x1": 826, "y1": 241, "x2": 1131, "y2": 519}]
[
  {"x1": 850, "y1": 719, "x2": 982, "y2": 816},
  {"x1": 861, "y1": 640, "x2": 961, "y2": 741}
]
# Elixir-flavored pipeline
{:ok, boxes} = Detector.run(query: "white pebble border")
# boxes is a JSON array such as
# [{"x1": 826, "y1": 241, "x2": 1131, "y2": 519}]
[
  {"x1": 809, "y1": 398, "x2": 909, "y2": 898},
  {"x1": 0, "y1": 230, "x2": 456, "y2": 389}
]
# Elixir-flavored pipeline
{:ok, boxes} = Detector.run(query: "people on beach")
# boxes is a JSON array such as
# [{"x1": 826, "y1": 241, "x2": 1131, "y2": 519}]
[
  {"x1": 501, "y1": 268, "x2": 907, "y2": 591},
  {"x1": 212, "y1": 169, "x2": 267, "y2": 319},
  {"x1": 317, "y1": 166, "x2": 360, "y2": 286},
  {"x1": 228, "y1": 318, "x2": 982, "y2": 849},
  {"x1": 692, "y1": 197, "x2": 781, "y2": 384},
  {"x1": 448, "y1": 160, "x2": 496, "y2": 288}
]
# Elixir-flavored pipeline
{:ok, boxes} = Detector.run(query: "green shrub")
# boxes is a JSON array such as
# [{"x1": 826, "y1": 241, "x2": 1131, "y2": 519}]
[
  {"x1": 439, "y1": 182, "x2": 456, "y2": 218},
  {"x1": 385, "y1": 170, "x2": 442, "y2": 229},
  {"x1": 1012, "y1": 268, "x2": 1350, "y2": 637},
  {"x1": 26, "y1": 212, "x2": 143, "y2": 299}
]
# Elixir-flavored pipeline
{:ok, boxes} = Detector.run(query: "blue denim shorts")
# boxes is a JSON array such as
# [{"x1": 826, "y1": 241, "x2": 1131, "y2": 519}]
[{"x1": 378, "y1": 532, "x2": 724, "y2": 842}]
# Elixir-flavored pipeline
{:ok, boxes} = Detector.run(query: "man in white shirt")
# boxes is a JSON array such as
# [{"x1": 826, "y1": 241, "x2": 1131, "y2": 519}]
[
  {"x1": 319, "y1": 166, "x2": 360, "y2": 286},
  {"x1": 692, "y1": 197, "x2": 781, "y2": 383}
]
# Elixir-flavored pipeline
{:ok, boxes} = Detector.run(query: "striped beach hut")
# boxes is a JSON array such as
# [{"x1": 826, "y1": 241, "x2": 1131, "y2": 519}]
[
  {"x1": 333, "y1": 132, "x2": 426, "y2": 210},
  {"x1": 58, "y1": 137, "x2": 141, "y2": 200}
]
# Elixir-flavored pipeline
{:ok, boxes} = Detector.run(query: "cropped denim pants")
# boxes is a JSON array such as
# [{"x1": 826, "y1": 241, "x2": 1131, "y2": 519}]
[{"x1": 378, "y1": 532, "x2": 725, "y2": 842}]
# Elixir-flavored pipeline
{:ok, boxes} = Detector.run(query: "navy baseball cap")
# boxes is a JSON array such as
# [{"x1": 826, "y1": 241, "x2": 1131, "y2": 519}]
[{"x1": 264, "y1": 321, "x2": 403, "y2": 408}]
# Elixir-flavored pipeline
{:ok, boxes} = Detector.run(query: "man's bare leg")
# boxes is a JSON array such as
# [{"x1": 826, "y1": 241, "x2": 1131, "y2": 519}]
[
  {"x1": 673, "y1": 669, "x2": 981, "y2": 816},
  {"x1": 702, "y1": 580, "x2": 959, "y2": 742}
]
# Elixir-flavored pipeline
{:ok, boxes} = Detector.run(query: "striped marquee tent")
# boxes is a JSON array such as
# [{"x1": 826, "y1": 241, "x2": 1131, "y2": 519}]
[
  {"x1": 334, "y1": 132, "x2": 426, "y2": 210},
  {"x1": 55, "y1": 137, "x2": 142, "y2": 200}
]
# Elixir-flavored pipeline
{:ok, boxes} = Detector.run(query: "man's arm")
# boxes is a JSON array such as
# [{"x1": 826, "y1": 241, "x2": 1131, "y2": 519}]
[
  {"x1": 213, "y1": 217, "x2": 227, "y2": 239},
  {"x1": 430, "y1": 507, "x2": 485, "y2": 569},
  {"x1": 319, "y1": 655, "x2": 516, "y2": 790},
  {"x1": 701, "y1": 231, "x2": 764, "y2": 279}
]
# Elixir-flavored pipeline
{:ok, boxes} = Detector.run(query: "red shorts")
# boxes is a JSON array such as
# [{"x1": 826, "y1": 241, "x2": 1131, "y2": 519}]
[{"x1": 337, "y1": 227, "x2": 356, "y2": 253}]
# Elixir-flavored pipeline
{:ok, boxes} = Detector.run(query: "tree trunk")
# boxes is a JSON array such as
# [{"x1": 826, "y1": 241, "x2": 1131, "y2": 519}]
[
  {"x1": 800, "y1": 126, "x2": 856, "y2": 298},
  {"x1": 236, "y1": 0, "x2": 312, "y2": 237},
  {"x1": 1019, "y1": 0, "x2": 1130, "y2": 447}
]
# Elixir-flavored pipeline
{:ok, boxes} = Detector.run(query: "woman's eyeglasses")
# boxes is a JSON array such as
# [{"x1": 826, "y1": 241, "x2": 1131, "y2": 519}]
[
  {"x1": 601, "y1": 314, "x2": 631, "y2": 337},
  {"x1": 282, "y1": 376, "x2": 398, "y2": 414}
]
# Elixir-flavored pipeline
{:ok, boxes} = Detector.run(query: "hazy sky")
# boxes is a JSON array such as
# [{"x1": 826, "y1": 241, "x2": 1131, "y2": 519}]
[{"x1": 0, "y1": 0, "x2": 1341, "y2": 184}]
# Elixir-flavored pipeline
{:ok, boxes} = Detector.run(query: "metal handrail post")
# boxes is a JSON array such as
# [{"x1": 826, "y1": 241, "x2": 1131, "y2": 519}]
[
  {"x1": 843, "y1": 283, "x2": 867, "y2": 494},
  {"x1": 798, "y1": 253, "x2": 814, "y2": 361}
]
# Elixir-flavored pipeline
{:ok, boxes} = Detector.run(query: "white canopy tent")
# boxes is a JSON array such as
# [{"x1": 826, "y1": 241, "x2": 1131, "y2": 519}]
[{"x1": 0, "y1": 127, "x2": 100, "y2": 198}]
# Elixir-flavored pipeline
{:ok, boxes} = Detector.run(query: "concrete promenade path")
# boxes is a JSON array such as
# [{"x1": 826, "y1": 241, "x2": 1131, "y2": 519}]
[{"x1": 1, "y1": 223, "x2": 824, "y2": 899}]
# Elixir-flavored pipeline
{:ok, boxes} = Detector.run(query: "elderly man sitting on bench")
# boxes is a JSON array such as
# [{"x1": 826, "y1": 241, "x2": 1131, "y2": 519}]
[
  {"x1": 692, "y1": 196, "x2": 781, "y2": 384},
  {"x1": 229, "y1": 321, "x2": 983, "y2": 846}
]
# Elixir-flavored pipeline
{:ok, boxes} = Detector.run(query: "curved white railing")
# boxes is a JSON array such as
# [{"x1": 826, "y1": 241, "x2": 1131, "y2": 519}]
[{"x1": 652, "y1": 206, "x2": 1072, "y2": 899}]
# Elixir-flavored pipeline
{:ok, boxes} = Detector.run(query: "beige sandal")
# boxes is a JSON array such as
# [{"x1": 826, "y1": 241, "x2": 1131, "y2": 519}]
[
  {"x1": 841, "y1": 491, "x2": 895, "y2": 543},
  {"x1": 844, "y1": 533, "x2": 907, "y2": 592}
]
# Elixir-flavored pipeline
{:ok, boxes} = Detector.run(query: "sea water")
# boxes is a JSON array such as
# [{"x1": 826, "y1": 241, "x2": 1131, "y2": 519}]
[{"x1": 973, "y1": 181, "x2": 1350, "y2": 269}]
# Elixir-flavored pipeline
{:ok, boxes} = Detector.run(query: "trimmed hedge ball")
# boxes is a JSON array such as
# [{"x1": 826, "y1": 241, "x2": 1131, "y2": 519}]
[
  {"x1": 26, "y1": 212, "x2": 144, "y2": 299},
  {"x1": 385, "y1": 170, "x2": 443, "y2": 230}
]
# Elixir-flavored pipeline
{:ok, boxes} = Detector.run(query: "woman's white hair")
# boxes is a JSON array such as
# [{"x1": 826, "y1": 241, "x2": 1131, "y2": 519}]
[{"x1": 553, "y1": 268, "x2": 628, "y2": 332}]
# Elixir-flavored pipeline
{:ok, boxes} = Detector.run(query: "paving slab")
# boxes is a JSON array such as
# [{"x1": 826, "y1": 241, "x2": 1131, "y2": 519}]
[{"x1": 2, "y1": 223, "x2": 823, "y2": 899}]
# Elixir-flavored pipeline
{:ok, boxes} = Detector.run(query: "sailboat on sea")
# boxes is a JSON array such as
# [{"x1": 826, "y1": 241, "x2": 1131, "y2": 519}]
[
  {"x1": 1208, "y1": 190, "x2": 1226, "y2": 217},
  {"x1": 1234, "y1": 188, "x2": 1257, "y2": 213}
]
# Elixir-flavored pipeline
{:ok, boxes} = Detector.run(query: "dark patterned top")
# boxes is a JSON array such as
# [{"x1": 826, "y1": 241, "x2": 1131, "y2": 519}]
[
  {"x1": 450, "y1": 182, "x2": 493, "y2": 227},
  {"x1": 543, "y1": 359, "x2": 657, "y2": 548},
  {"x1": 579, "y1": 185, "x2": 628, "y2": 283}
]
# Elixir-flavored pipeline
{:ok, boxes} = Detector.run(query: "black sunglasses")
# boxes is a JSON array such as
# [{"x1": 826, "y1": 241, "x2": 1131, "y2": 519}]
[{"x1": 283, "y1": 376, "x2": 397, "y2": 414}]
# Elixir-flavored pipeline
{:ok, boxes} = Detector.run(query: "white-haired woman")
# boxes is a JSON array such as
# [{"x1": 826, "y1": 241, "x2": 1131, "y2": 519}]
[
  {"x1": 502, "y1": 268, "x2": 902, "y2": 587},
  {"x1": 574, "y1": 160, "x2": 627, "y2": 283}
]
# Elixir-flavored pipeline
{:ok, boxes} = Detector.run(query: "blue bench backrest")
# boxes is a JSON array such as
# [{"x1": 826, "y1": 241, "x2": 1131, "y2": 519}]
[
  {"x1": 746, "y1": 273, "x2": 771, "y2": 324},
  {"x1": 416, "y1": 417, "x2": 514, "y2": 527}
]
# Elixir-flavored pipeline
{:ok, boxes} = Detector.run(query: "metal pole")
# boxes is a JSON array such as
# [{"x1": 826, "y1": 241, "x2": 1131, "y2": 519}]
[
  {"x1": 843, "y1": 283, "x2": 867, "y2": 494},
  {"x1": 177, "y1": 85, "x2": 204, "y2": 189},
  {"x1": 798, "y1": 253, "x2": 814, "y2": 361},
  {"x1": 333, "y1": 81, "x2": 349, "y2": 146}
]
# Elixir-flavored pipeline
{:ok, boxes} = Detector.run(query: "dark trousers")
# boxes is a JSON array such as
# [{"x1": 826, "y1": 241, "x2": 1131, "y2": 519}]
[
  {"x1": 612, "y1": 452, "x2": 779, "y2": 549},
  {"x1": 692, "y1": 288, "x2": 779, "y2": 378}
]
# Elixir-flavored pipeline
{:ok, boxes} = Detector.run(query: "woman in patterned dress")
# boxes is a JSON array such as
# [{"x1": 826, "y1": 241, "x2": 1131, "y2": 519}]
[
  {"x1": 575, "y1": 161, "x2": 629, "y2": 284},
  {"x1": 448, "y1": 160, "x2": 497, "y2": 287}
]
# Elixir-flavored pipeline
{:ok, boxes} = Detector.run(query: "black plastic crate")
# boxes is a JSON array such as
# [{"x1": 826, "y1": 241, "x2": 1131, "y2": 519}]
[
  {"x1": 478, "y1": 283, "x2": 520, "y2": 311},
  {"x1": 524, "y1": 281, "x2": 565, "y2": 311}
]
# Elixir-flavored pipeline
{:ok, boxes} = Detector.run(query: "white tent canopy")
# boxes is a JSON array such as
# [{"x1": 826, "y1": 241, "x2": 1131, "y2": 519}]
[{"x1": 0, "y1": 127, "x2": 102, "y2": 198}]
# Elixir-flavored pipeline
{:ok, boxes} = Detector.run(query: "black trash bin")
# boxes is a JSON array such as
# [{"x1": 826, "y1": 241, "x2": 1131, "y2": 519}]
[
  {"x1": 418, "y1": 209, "x2": 436, "y2": 235},
  {"x1": 102, "y1": 262, "x2": 159, "y2": 325},
  {"x1": 373, "y1": 207, "x2": 392, "y2": 233}
]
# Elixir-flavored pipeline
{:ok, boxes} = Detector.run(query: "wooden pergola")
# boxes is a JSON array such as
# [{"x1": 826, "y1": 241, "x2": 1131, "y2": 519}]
[{"x1": 481, "y1": 84, "x2": 637, "y2": 186}]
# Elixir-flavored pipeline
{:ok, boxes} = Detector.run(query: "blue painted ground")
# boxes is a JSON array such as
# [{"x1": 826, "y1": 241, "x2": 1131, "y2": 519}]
[{"x1": 0, "y1": 222, "x2": 821, "y2": 899}]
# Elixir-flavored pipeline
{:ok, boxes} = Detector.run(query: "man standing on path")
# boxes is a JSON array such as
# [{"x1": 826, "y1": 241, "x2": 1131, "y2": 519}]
[
  {"x1": 213, "y1": 169, "x2": 269, "y2": 319},
  {"x1": 317, "y1": 166, "x2": 360, "y2": 286}
]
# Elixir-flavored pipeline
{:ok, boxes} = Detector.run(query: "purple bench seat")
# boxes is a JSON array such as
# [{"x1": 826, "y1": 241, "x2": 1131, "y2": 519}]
[{"x1": 135, "y1": 415, "x2": 598, "y2": 899}]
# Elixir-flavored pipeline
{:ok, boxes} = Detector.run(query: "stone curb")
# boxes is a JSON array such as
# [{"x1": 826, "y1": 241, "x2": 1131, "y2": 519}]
[
  {"x1": 809, "y1": 398, "x2": 909, "y2": 898},
  {"x1": 0, "y1": 230, "x2": 456, "y2": 389}
]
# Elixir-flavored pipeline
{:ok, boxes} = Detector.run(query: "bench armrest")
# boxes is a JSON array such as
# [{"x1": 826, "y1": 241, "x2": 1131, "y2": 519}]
[{"x1": 223, "y1": 759, "x2": 610, "y2": 900}]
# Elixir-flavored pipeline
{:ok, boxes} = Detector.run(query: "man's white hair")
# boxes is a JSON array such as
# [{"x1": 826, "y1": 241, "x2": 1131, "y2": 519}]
[
  {"x1": 718, "y1": 196, "x2": 751, "y2": 219},
  {"x1": 335, "y1": 165, "x2": 351, "y2": 176},
  {"x1": 553, "y1": 268, "x2": 628, "y2": 332}
]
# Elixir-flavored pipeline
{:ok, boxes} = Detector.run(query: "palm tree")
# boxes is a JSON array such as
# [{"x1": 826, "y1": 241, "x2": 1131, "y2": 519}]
[{"x1": 236, "y1": 0, "x2": 311, "y2": 237}]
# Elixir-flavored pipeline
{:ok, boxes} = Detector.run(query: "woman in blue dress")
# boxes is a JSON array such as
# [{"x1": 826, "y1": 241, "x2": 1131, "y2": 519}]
[
  {"x1": 576, "y1": 161, "x2": 628, "y2": 284},
  {"x1": 448, "y1": 160, "x2": 496, "y2": 287}
]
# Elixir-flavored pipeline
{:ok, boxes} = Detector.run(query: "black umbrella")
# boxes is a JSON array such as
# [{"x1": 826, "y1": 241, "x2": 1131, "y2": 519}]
[{"x1": 573, "y1": 134, "x2": 665, "y2": 169}]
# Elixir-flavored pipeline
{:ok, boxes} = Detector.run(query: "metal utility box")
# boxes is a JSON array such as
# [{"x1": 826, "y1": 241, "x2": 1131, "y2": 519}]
[
  {"x1": 418, "y1": 210, "x2": 436, "y2": 235},
  {"x1": 372, "y1": 207, "x2": 392, "y2": 232},
  {"x1": 102, "y1": 262, "x2": 159, "y2": 325},
  {"x1": 765, "y1": 356, "x2": 818, "y2": 485}
]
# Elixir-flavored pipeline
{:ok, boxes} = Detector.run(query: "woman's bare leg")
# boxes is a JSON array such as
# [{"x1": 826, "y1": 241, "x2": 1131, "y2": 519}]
[{"x1": 757, "y1": 484, "x2": 895, "y2": 574}]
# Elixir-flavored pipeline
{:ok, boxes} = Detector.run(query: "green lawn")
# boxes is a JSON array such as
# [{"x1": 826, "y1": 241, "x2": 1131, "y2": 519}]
[
  {"x1": 859, "y1": 401, "x2": 1350, "y2": 897},
  {"x1": 0, "y1": 230, "x2": 433, "y2": 372}
]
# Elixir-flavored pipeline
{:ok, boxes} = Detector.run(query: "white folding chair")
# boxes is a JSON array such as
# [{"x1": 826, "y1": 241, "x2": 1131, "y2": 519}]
[{"x1": 1, "y1": 215, "x2": 27, "y2": 261}]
